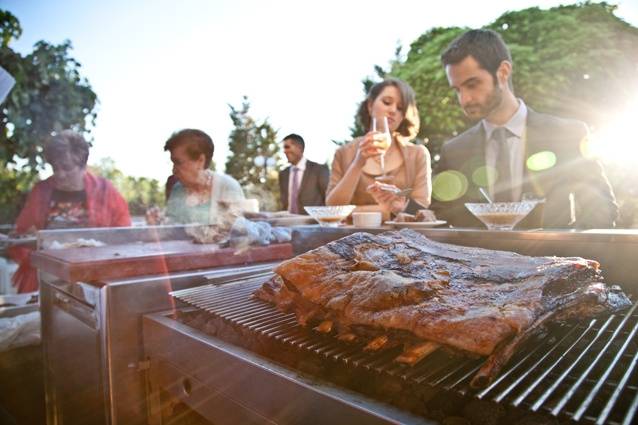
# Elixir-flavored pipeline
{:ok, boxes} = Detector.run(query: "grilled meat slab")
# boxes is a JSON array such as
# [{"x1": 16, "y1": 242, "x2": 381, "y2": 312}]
[{"x1": 254, "y1": 229, "x2": 630, "y2": 386}]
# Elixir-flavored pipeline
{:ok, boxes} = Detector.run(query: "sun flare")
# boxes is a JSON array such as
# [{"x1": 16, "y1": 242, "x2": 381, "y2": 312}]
[{"x1": 588, "y1": 97, "x2": 638, "y2": 164}]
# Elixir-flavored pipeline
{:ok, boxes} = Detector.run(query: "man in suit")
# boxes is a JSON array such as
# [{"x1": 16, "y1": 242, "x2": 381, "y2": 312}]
[
  {"x1": 431, "y1": 29, "x2": 618, "y2": 229},
  {"x1": 278, "y1": 133, "x2": 330, "y2": 214}
]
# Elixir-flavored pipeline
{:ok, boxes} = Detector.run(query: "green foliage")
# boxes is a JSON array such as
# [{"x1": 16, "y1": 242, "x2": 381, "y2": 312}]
[
  {"x1": 358, "y1": 3, "x2": 638, "y2": 160},
  {"x1": 0, "y1": 21, "x2": 98, "y2": 167},
  {"x1": 89, "y1": 157, "x2": 164, "y2": 216},
  {"x1": 392, "y1": 26, "x2": 468, "y2": 153},
  {"x1": 0, "y1": 10, "x2": 98, "y2": 222},
  {"x1": 225, "y1": 97, "x2": 283, "y2": 211},
  {"x1": 0, "y1": 10, "x2": 21, "y2": 48},
  {"x1": 346, "y1": 49, "x2": 400, "y2": 142},
  {"x1": 349, "y1": 2, "x2": 638, "y2": 226},
  {"x1": 346, "y1": 76, "x2": 376, "y2": 142},
  {"x1": 0, "y1": 164, "x2": 39, "y2": 223},
  {"x1": 487, "y1": 3, "x2": 638, "y2": 127}
]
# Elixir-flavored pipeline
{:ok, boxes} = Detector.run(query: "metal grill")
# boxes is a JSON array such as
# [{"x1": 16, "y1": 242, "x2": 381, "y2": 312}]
[{"x1": 172, "y1": 277, "x2": 638, "y2": 425}]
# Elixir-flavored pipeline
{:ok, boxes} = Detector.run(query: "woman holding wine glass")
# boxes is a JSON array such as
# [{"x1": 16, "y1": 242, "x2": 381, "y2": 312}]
[{"x1": 326, "y1": 77, "x2": 431, "y2": 220}]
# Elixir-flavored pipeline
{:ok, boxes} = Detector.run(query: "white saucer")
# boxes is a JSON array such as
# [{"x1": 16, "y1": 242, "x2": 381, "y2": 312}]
[{"x1": 385, "y1": 220, "x2": 447, "y2": 229}]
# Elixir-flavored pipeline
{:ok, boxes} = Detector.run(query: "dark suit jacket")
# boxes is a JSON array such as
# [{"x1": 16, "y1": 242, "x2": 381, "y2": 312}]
[
  {"x1": 431, "y1": 108, "x2": 618, "y2": 229},
  {"x1": 279, "y1": 160, "x2": 330, "y2": 214}
]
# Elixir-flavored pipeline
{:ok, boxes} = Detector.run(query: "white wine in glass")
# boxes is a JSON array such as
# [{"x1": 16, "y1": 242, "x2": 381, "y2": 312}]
[{"x1": 371, "y1": 116, "x2": 391, "y2": 180}]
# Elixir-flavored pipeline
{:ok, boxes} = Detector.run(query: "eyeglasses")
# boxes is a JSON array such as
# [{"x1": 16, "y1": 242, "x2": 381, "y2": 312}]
[{"x1": 51, "y1": 161, "x2": 81, "y2": 173}]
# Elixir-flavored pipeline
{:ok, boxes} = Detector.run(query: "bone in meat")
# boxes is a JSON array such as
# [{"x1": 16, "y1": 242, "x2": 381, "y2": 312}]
[{"x1": 255, "y1": 229, "x2": 631, "y2": 387}]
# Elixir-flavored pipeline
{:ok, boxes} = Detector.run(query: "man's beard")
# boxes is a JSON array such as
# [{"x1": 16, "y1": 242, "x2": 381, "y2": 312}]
[{"x1": 463, "y1": 81, "x2": 503, "y2": 120}]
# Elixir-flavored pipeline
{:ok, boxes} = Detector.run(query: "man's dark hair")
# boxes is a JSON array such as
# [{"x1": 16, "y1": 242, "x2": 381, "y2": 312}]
[
  {"x1": 164, "y1": 129, "x2": 214, "y2": 169},
  {"x1": 441, "y1": 29, "x2": 512, "y2": 83},
  {"x1": 283, "y1": 133, "x2": 305, "y2": 152}
]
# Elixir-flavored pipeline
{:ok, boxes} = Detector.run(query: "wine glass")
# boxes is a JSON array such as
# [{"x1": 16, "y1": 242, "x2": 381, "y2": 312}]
[{"x1": 371, "y1": 115, "x2": 392, "y2": 181}]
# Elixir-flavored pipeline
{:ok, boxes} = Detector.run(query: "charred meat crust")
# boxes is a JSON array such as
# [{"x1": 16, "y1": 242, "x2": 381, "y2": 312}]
[{"x1": 254, "y1": 229, "x2": 631, "y2": 387}]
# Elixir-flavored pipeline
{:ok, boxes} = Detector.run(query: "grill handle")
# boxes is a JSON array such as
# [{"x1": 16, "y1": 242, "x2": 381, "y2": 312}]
[{"x1": 54, "y1": 292, "x2": 98, "y2": 329}]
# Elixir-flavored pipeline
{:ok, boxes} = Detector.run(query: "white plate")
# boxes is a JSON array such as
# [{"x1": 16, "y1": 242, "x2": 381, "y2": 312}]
[{"x1": 385, "y1": 220, "x2": 447, "y2": 229}]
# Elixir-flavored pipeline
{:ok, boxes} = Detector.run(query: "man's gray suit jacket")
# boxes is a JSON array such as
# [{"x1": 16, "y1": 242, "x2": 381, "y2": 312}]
[{"x1": 431, "y1": 108, "x2": 618, "y2": 229}]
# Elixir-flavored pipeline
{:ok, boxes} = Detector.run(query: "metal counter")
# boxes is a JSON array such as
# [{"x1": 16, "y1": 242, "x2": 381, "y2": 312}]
[
  {"x1": 142, "y1": 226, "x2": 638, "y2": 425},
  {"x1": 35, "y1": 225, "x2": 283, "y2": 425},
  {"x1": 34, "y1": 224, "x2": 638, "y2": 424}
]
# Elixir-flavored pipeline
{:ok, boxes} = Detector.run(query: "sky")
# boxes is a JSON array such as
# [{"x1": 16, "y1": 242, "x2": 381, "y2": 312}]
[{"x1": 3, "y1": 0, "x2": 638, "y2": 183}]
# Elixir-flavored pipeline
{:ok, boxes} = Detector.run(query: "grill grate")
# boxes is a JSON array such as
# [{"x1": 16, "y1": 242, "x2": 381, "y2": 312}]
[{"x1": 172, "y1": 276, "x2": 638, "y2": 425}]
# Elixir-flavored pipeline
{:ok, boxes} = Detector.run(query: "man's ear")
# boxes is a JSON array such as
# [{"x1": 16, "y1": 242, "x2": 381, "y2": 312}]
[{"x1": 497, "y1": 60, "x2": 512, "y2": 88}]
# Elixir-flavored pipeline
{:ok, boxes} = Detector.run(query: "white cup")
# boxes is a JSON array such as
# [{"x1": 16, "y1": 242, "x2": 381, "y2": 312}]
[
  {"x1": 240, "y1": 199, "x2": 260, "y2": 213},
  {"x1": 352, "y1": 212, "x2": 382, "y2": 227}
]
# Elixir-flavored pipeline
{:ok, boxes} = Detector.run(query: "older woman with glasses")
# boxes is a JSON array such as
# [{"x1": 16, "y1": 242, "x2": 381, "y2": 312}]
[
  {"x1": 163, "y1": 129, "x2": 245, "y2": 225},
  {"x1": 8, "y1": 130, "x2": 131, "y2": 292}
]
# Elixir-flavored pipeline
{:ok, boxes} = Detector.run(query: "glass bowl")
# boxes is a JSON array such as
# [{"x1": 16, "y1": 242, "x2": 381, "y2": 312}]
[
  {"x1": 304, "y1": 205, "x2": 356, "y2": 227},
  {"x1": 465, "y1": 201, "x2": 538, "y2": 230}
]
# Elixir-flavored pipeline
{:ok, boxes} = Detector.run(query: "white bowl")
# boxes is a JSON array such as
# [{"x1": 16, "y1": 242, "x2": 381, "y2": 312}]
[
  {"x1": 304, "y1": 205, "x2": 356, "y2": 227},
  {"x1": 352, "y1": 212, "x2": 382, "y2": 227},
  {"x1": 465, "y1": 201, "x2": 538, "y2": 230}
]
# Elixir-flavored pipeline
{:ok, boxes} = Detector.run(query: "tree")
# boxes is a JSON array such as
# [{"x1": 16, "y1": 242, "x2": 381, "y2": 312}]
[
  {"x1": 355, "y1": 3, "x2": 638, "y2": 160},
  {"x1": 0, "y1": 164, "x2": 38, "y2": 223},
  {"x1": 350, "y1": 2, "x2": 638, "y2": 226},
  {"x1": 391, "y1": 26, "x2": 468, "y2": 154},
  {"x1": 89, "y1": 157, "x2": 164, "y2": 216},
  {"x1": 347, "y1": 45, "x2": 403, "y2": 142},
  {"x1": 0, "y1": 10, "x2": 98, "y2": 222},
  {"x1": 225, "y1": 97, "x2": 283, "y2": 211}
]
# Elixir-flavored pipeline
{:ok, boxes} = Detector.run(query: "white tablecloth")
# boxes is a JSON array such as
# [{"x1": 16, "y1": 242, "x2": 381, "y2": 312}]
[{"x1": 0, "y1": 257, "x2": 18, "y2": 295}]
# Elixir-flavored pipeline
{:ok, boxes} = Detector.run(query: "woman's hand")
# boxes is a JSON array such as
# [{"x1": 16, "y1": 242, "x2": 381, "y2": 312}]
[
  {"x1": 366, "y1": 182, "x2": 408, "y2": 215},
  {"x1": 353, "y1": 132, "x2": 384, "y2": 166},
  {"x1": 145, "y1": 206, "x2": 165, "y2": 225}
]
